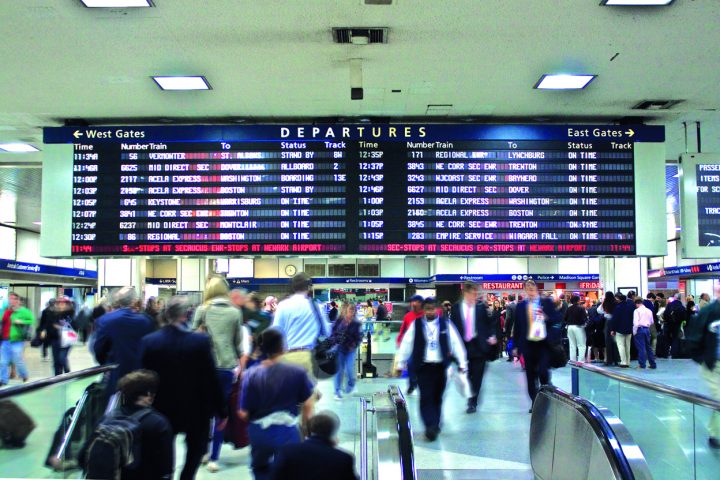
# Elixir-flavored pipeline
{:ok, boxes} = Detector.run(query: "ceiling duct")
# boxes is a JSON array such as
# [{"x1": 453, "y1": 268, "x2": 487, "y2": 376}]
[
  {"x1": 632, "y1": 100, "x2": 684, "y2": 110},
  {"x1": 332, "y1": 27, "x2": 389, "y2": 44}
]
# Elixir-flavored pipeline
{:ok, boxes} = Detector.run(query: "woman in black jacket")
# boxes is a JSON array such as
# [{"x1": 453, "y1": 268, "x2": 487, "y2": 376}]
[
  {"x1": 564, "y1": 295, "x2": 588, "y2": 362},
  {"x1": 598, "y1": 292, "x2": 619, "y2": 366}
]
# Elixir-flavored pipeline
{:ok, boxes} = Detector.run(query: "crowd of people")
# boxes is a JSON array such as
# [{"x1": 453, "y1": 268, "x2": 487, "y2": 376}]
[{"x1": 2, "y1": 273, "x2": 720, "y2": 478}]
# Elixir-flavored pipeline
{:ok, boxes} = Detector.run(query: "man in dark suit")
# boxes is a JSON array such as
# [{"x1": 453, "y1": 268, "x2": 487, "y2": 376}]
[
  {"x1": 512, "y1": 280, "x2": 563, "y2": 411},
  {"x1": 270, "y1": 411, "x2": 358, "y2": 480},
  {"x1": 140, "y1": 296, "x2": 227, "y2": 480},
  {"x1": 93, "y1": 286, "x2": 153, "y2": 396},
  {"x1": 450, "y1": 281, "x2": 497, "y2": 413}
]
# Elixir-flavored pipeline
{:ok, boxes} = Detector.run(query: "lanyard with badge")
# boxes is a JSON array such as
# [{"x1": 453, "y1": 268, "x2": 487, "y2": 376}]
[
  {"x1": 426, "y1": 320, "x2": 440, "y2": 350},
  {"x1": 528, "y1": 300, "x2": 547, "y2": 341}
]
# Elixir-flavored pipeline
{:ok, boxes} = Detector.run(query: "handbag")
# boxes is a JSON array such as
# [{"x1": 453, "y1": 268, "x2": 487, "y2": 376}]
[
  {"x1": 60, "y1": 321, "x2": 79, "y2": 348},
  {"x1": 549, "y1": 342, "x2": 568, "y2": 368},
  {"x1": 309, "y1": 299, "x2": 338, "y2": 379}
]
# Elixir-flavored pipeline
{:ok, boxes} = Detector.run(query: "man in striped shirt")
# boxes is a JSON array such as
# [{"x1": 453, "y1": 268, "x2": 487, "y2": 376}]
[{"x1": 633, "y1": 298, "x2": 657, "y2": 370}]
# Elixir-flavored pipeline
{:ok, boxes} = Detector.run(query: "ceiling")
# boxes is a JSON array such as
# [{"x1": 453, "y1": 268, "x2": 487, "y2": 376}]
[{"x1": 0, "y1": 0, "x2": 719, "y2": 234}]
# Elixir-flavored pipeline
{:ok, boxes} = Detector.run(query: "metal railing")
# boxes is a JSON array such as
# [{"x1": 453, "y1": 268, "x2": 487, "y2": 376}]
[
  {"x1": 532, "y1": 385, "x2": 651, "y2": 480},
  {"x1": 569, "y1": 360, "x2": 720, "y2": 410},
  {"x1": 359, "y1": 386, "x2": 417, "y2": 480},
  {"x1": 0, "y1": 364, "x2": 116, "y2": 400}
]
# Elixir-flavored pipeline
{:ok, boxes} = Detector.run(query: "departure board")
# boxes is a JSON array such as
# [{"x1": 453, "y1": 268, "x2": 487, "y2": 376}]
[
  {"x1": 42, "y1": 124, "x2": 665, "y2": 256},
  {"x1": 695, "y1": 164, "x2": 720, "y2": 246}
]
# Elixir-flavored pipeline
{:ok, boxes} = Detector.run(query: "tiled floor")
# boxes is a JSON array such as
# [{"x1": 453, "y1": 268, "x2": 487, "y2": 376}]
[{"x1": 1, "y1": 344, "x2": 716, "y2": 479}]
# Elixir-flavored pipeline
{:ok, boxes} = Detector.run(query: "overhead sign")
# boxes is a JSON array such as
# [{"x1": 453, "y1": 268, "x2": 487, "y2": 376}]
[
  {"x1": 145, "y1": 277, "x2": 176, "y2": 285},
  {"x1": 0, "y1": 259, "x2": 98, "y2": 279},
  {"x1": 648, "y1": 262, "x2": 715, "y2": 278},
  {"x1": 46, "y1": 123, "x2": 664, "y2": 257}
]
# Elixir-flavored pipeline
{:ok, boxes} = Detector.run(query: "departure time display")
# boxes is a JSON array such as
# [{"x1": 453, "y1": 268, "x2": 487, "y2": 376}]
[{"x1": 61, "y1": 124, "x2": 646, "y2": 256}]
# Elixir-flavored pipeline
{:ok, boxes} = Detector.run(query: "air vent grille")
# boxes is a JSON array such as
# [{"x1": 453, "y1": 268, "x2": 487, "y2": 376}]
[
  {"x1": 632, "y1": 100, "x2": 684, "y2": 110},
  {"x1": 332, "y1": 27, "x2": 389, "y2": 44},
  {"x1": 365, "y1": 0, "x2": 393, "y2": 4}
]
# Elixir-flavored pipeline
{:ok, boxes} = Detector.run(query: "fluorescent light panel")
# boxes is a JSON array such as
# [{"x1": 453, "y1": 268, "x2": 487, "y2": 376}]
[
  {"x1": 0, "y1": 143, "x2": 39, "y2": 153},
  {"x1": 152, "y1": 76, "x2": 211, "y2": 91},
  {"x1": 80, "y1": 0, "x2": 152, "y2": 7},
  {"x1": 535, "y1": 74, "x2": 596, "y2": 90},
  {"x1": 601, "y1": 0, "x2": 674, "y2": 5}
]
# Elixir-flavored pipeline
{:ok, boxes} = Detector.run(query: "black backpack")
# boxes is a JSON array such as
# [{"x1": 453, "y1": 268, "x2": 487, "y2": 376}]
[{"x1": 82, "y1": 408, "x2": 151, "y2": 480}]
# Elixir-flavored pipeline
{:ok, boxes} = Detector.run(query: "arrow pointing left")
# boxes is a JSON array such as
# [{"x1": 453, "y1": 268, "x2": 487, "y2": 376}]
[{"x1": 73, "y1": 130, "x2": 83, "y2": 139}]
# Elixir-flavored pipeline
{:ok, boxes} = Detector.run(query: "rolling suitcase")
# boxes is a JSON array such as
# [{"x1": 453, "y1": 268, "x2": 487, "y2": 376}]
[{"x1": 0, "y1": 399, "x2": 36, "y2": 448}]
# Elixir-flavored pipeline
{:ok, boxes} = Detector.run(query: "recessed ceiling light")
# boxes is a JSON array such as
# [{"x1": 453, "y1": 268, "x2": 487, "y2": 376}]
[
  {"x1": 534, "y1": 74, "x2": 596, "y2": 90},
  {"x1": 80, "y1": 0, "x2": 153, "y2": 7},
  {"x1": 33, "y1": 221, "x2": 42, "y2": 225},
  {"x1": 0, "y1": 143, "x2": 40, "y2": 153},
  {"x1": 601, "y1": 0, "x2": 674, "y2": 5},
  {"x1": 152, "y1": 76, "x2": 211, "y2": 91}
]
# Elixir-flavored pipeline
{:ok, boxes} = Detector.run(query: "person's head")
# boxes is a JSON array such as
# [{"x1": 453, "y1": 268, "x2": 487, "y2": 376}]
[
  {"x1": 564, "y1": 291, "x2": 572, "y2": 301},
  {"x1": 258, "y1": 328, "x2": 285, "y2": 358},
  {"x1": 247, "y1": 292, "x2": 263, "y2": 311},
  {"x1": 330, "y1": 301, "x2": 337, "y2": 309},
  {"x1": 492, "y1": 300, "x2": 500, "y2": 309},
  {"x1": 263, "y1": 296, "x2": 277, "y2": 312},
  {"x1": 145, "y1": 296, "x2": 158, "y2": 313},
  {"x1": 55, "y1": 296, "x2": 73, "y2": 312},
  {"x1": 656, "y1": 293, "x2": 665, "y2": 299},
  {"x1": 377, "y1": 299, "x2": 383, "y2": 305},
  {"x1": 204, "y1": 276, "x2": 230, "y2": 303},
  {"x1": 616, "y1": 293, "x2": 627, "y2": 303},
  {"x1": 229, "y1": 288, "x2": 247, "y2": 308},
  {"x1": 634, "y1": 298, "x2": 644, "y2": 308},
  {"x1": 647, "y1": 293, "x2": 656, "y2": 300},
  {"x1": 408, "y1": 294, "x2": 423, "y2": 313},
  {"x1": 628, "y1": 290, "x2": 636, "y2": 300},
  {"x1": 308, "y1": 411, "x2": 341, "y2": 444},
  {"x1": 290, "y1": 272, "x2": 312, "y2": 294},
  {"x1": 164, "y1": 296, "x2": 190, "y2": 326},
  {"x1": 701, "y1": 293, "x2": 711, "y2": 302},
  {"x1": 673, "y1": 293, "x2": 682, "y2": 302},
  {"x1": 524, "y1": 280, "x2": 538, "y2": 299},
  {"x1": 463, "y1": 281, "x2": 479, "y2": 305},
  {"x1": 366, "y1": 299, "x2": 373, "y2": 307},
  {"x1": 117, "y1": 369, "x2": 159, "y2": 407},
  {"x1": 508, "y1": 294, "x2": 516, "y2": 302},
  {"x1": 422, "y1": 297, "x2": 438, "y2": 320},
  {"x1": 570, "y1": 295, "x2": 580, "y2": 305},
  {"x1": 442, "y1": 300, "x2": 452, "y2": 311},
  {"x1": 341, "y1": 302, "x2": 356, "y2": 322},
  {"x1": 113, "y1": 286, "x2": 138, "y2": 309},
  {"x1": 46, "y1": 298, "x2": 56, "y2": 309},
  {"x1": 8, "y1": 292, "x2": 20, "y2": 309}
]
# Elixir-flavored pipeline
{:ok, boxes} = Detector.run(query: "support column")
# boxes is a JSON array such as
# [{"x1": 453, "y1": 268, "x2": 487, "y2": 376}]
[
  {"x1": 176, "y1": 258, "x2": 207, "y2": 292},
  {"x1": 598, "y1": 257, "x2": 648, "y2": 296}
]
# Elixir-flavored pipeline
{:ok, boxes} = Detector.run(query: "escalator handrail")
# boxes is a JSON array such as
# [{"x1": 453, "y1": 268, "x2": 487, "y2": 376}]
[
  {"x1": 388, "y1": 386, "x2": 417, "y2": 480},
  {"x1": 0, "y1": 364, "x2": 117, "y2": 400},
  {"x1": 540, "y1": 385, "x2": 641, "y2": 480},
  {"x1": 570, "y1": 360, "x2": 720, "y2": 410}
]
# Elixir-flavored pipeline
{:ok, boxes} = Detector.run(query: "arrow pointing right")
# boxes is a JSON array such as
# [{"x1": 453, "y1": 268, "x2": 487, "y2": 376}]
[
  {"x1": 625, "y1": 128, "x2": 634, "y2": 137},
  {"x1": 73, "y1": 130, "x2": 83, "y2": 139}
]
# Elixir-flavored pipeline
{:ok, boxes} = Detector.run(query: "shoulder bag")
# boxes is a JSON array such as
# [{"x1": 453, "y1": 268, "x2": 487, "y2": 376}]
[{"x1": 309, "y1": 299, "x2": 338, "y2": 378}]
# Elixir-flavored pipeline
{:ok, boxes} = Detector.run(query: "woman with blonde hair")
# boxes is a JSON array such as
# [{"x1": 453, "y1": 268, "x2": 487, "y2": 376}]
[{"x1": 192, "y1": 275, "x2": 249, "y2": 473}]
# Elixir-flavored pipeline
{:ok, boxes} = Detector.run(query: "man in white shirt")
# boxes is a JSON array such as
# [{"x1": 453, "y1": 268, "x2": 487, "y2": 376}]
[
  {"x1": 272, "y1": 273, "x2": 330, "y2": 383},
  {"x1": 395, "y1": 297, "x2": 467, "y2": 441},
  {"x1": 633, "y1": 298, "x2": 657, "y2": 370}
]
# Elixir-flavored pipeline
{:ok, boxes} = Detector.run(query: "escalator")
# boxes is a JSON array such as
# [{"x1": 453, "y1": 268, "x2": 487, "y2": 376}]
[{"x1": 359, "y1": 383, "x2": 650, "y2": 480}]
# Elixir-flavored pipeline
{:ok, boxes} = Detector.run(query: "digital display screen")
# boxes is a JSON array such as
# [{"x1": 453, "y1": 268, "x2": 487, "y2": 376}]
[
  {"x1": 695, "y1": 164, "x2": 720, "y2": 246},
  {"x1": 46, "y1": 124, "x2": 658, "y2": 256}
]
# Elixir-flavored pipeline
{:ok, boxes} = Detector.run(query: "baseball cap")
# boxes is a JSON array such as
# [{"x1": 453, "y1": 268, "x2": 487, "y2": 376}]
[{"x1": 408, "y1": 294, "x2": 424, "y2": 302}]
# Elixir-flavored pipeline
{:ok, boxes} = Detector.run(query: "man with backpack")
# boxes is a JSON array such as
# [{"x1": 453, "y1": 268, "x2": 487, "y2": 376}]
[
  {"x1": 684, "y1": 286, "x2": 720, "y2": 449},
  {"x1": 80, "y1": 370, "x2": 173, "y2": 479}
]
